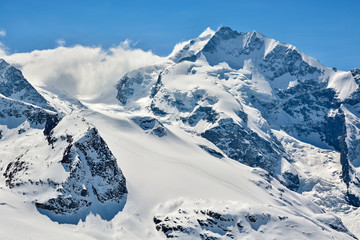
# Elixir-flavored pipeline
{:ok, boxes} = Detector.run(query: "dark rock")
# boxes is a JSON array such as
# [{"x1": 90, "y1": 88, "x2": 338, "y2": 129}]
[
  {"x1": 199, "y1": 145, "x2": 224, "y2": 158},
  {"x1": 43, "y1": 114, "x2": 61, "y2": 136},
  {"x1": 34, "y1": 126, "x2": 127, "y2": 223},
  {"x1": 201, "y1": 118, "x2": 283, "y2": 175},
  {"x1": 282, "y1": 171, "x2": 300, "y2": 192},
  {"x1": 0, "y1": 59, "x2": 53, "y2": 110},
  {"x1": 133, "y1": 116, "x2": 167, "y2": 137},
  {"x1": 3, "y1": 160, "x2": 28, "y2": 188},
  {"x1": 184, "y1": 106, "x2": 219, "y2": 127}
]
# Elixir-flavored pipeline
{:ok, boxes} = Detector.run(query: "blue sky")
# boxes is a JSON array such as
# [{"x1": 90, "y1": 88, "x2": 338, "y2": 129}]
[{"x1": 0, "y1": 0, "x2": 359, "y2": 70}]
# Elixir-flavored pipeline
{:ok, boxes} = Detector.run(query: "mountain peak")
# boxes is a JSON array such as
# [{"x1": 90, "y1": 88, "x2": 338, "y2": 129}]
[
  {"x1": 0, "y1": 58, "x2": 53, "y2": 110},
  {"x1": 198, "y1": 27, "x2": 215, "y2": 39},
  {"x1": 0, "y1": 58, "x2": 7, "y2": 65},
  {"x1": 0, "y1": 58, "x2": 12, "y2": 77},
  {"x1": 214, "y1": 26, "x2": 242, "y2": 40},
  {"x1": 351, "y1": 68, "x2": 360, "y2": 76},
  {"x1": 351, "y1": 68, "x2": 360, "y2": 84},
  {"x1": 169, "y1": 27, "x2": 270, "y2": 64}
]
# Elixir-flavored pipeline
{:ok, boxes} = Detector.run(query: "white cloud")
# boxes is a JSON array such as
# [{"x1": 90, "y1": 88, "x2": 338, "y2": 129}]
[
  {"x1": 55, "y1": 38, "x2": 66, "y2": 47},
  {"x1": 0, "y1": 29, "x2": 6, "y2": 37},
  {"x1": 3, "y1": 43, "x2": 166, "y2": 102}
]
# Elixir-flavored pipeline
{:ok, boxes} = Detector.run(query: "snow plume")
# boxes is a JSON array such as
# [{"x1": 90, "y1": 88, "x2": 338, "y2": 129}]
[
  {"x1": 0, "y1": 29, "x2": 6, "y2": 37},
  {"x1": 2, "y1": 42, "x2": 165, "y2": 101},
  {"x1": 55, "y1": 38, "x2": 66, "y2": 47}
]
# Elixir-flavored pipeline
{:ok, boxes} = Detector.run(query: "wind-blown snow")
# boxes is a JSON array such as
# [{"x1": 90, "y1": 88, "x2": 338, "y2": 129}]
[{"x1": 2, "y1": 44, "x2": 166, "y2": 102}]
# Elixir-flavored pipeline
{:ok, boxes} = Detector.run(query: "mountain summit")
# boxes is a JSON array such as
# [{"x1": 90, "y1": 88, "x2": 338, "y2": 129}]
[{"x1": 170, "y1": 26, "x2": 357, "y2": 98}]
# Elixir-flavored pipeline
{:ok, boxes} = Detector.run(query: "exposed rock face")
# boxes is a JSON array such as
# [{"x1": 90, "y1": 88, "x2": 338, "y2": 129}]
[
  {"x1": 2, "y1": 112, "x2": 128, "y2": 223},
  {"x1": 198, "y1": 145, "x2": 224, "y2": 158},
  {"x1": 183, "y1": 106, "x2": 219, "y2": 127},
  {"x1": 116, "y1": 65, "x2": 165, "y2": 106},
  {"x1": 0, "y1": 96, "x2": 56, "y2": 129},
  {"x1": 133, "y1": 116, "x2": 167, "y2": 137},
  {"x1": 36, "y1": 123, "x2": 127, "y2": 218},
  {"x1": 201, "y1": 118, "x2": 283, "y2": 176}
]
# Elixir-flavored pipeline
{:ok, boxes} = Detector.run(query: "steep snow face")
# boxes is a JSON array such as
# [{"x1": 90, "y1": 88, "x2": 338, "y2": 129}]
[
  {"x1": 273, "y1": 130, "x2": 348, "y2": 212},
  {"x1": 0, "y1": 95, "x2": 54, "y2": 130},
  {"x1": 0, "y1": 59, "x2": 53, "y2": 110}
]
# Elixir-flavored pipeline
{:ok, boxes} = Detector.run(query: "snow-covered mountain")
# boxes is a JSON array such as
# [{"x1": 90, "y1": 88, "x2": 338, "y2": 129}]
[
  {"x1": 0, "y1": 62, "x2": 127, "y2": 225},
  {"x1": 1, "y1": 26, "x2": 360, "y2": 239}
]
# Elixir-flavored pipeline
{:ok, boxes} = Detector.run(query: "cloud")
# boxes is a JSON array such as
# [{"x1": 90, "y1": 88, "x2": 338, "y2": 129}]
[
  {"x1": 0, "y1": 29, "x2": 6, "y2": 37},
  {"x1": 55, "y1": 38, "x2": 66, "y2": 47},
  {"x1": 2, "y1": 43, "x2": 166, "y2": 102}
]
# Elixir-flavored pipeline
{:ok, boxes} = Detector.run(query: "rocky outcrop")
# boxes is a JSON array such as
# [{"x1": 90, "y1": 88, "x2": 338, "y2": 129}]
[
  {"x1": 153, "y1": 199, "x2": 356, "y2": 240},
  {"x1": 34, "y1": 116, "x2": 128, "y2": 223},
  {"x1": 201, "y1": 118, "x2": 283, "y2": 176},
  {"x1": 133, "y1": 116, "x2": 167, "y2": 137}
]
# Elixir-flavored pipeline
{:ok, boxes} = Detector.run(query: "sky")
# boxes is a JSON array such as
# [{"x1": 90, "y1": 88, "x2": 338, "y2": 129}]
[{"x1": 0, "y1": 0, "x2": 359, "y2": 70}]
